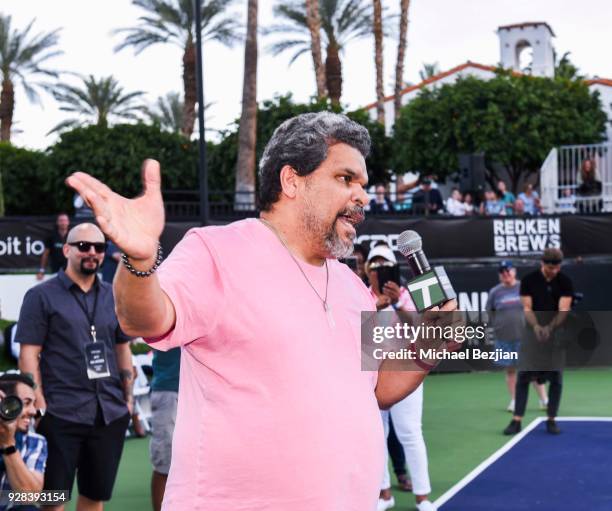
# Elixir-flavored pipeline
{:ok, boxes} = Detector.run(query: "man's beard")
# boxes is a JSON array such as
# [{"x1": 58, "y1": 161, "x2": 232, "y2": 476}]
[
  {"x1": 302, "y1": 199, "x2": 362, "y2": 259},
  {"x1": 80, "y1": 258, "x2": 100, "y2": 275}
]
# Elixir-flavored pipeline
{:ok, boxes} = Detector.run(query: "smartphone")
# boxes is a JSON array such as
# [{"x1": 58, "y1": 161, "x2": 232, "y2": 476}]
[{"x1": 375, "y1": 265, "x2": 400, "y2": 289}]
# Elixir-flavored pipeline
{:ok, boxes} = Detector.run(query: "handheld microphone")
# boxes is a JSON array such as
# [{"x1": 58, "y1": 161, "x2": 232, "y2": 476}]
[{"x1": 397, "y1": 230, "x2": 456, "y2": 312}]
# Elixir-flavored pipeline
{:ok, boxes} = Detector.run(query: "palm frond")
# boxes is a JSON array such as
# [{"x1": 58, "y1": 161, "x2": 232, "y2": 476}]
[
  {"x1": 266, "y1": 39, "x2": 309, "y2": 57},
  {"x1": 203, "y1": 17, "x2": 243, "y2": 46},
  {"x1": 145, "y1": 91, "x2": 212, "y2": 134},
  {"x1": 47, "y1": 118, "x2": 82, "y2": 135},
  {"x1": 0, "y1": 14, "x2": 62, "y2": 104},
  {"x1": 273, "y1": 3, "x2": 309, "y2": 27},
  {"x1": 146, "y1": 91, "x2": 185, "y2": 133},
  {"x1": 266, "y1": 0, "x2": 374, "y2": 57},
  {"x1": 51, "y1": 75, "x2": 146, "y2": 130},
  {"x1": 114, "y1": 0, "x2": 242, "y2": 54}
]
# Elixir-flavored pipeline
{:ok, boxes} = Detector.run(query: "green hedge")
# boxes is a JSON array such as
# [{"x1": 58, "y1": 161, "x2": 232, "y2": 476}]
[
  {"x1": 0, "y1": 99, "x2": 393, "y2": 216},
  {"x1": 47, "y1": 123, "x2": 200, "y2": 212},
  {"x1": 0, "y1": 143, "x2": 52, "y2": 215}
]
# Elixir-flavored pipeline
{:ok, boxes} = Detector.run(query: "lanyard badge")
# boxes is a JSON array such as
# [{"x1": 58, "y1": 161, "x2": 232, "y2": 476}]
[
  {"x1": 85, "y1": 343, "x2": 111, "y2": 379},
  {"x1": 71, "y1": 284, "x2": 111, "y2": 380}
]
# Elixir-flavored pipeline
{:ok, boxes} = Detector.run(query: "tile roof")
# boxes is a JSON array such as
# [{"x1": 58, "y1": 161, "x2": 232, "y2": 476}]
[
  {"x1": 497, "y1": 22, "x2": 555, "y2": 37},
  {"x1": 363, "y1": 61, "x2": 497, "y2": 110}
]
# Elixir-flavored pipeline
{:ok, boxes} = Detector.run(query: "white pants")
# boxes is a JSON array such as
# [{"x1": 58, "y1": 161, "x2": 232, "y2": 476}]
[{"x1": 380, "y1": 383, "x2": 431, "y2": 495}]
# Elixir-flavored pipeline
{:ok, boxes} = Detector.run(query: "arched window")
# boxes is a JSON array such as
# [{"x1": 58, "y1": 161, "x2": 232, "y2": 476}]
[{"x1": 515, "y1": 40, "x2": 533, "y2": 72}]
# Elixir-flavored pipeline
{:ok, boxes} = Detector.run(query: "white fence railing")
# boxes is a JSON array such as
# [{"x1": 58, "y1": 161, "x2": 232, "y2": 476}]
[{"x1": 540, "y1": 143, "x2": 612, "y2": 214}]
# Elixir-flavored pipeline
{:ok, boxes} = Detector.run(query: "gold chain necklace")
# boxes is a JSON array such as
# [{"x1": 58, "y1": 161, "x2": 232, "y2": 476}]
[{"x1": 259, "y1": 218, "x2": 335, "y2": 328}]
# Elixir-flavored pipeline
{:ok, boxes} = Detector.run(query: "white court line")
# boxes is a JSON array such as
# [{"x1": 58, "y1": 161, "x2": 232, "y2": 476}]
[
  {"x1": 554, "y1": 416, "x2": 612, "y2": 421},
  {"x1": 433, "y1": 416, "x2": 612, "y2": 509}
]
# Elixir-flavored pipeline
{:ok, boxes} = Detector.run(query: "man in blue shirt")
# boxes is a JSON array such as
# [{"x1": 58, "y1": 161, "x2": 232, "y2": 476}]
[
  {"x1": 150, "y1": 349, "x2": 180, "y2": 511},
  {"x1": 17, "y1": 223, "x2": 133, "y2": 510},
  {"x1": 0, "y1": 373, "x2": 47, "y2": 511}
]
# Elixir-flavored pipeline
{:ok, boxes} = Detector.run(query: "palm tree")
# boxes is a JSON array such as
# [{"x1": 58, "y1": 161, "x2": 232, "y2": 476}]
[
  {"x1": 267, "y1": 0, "x2": 374, "y2": 106},
  {"x1": 146, "y1": 93, "x2": 215, "y2": 134},
  {"x1": 419, "y1": 61, "x2": 439, "y2": 81},
  {"x1": 555, "y1": 51, "x2": 581, "y2": 80},
  {"x1": 305, "y1": 0, "x2": 326, "y2": 99},
  {"x1": 146, "y1": 92, "x2": 186, "y2": 133},
  {"x1": 49, "y1": 75, "x2": 146, "y2": 133},
  {"x1": 0, "y1": 14, "x2": 62, "y2": 141},
  {"x1": 393, "y1": 0, "x2": 410, "y2": 120},
  {"x1": 235, "y1": 0, "x2": 258, "y2": 210},
  {"x1": 114, "y1": 0, "x2": 241, "y2": 138},
  {"x1": 372, "y1": 0, "x2": 384, "y2": 125}
]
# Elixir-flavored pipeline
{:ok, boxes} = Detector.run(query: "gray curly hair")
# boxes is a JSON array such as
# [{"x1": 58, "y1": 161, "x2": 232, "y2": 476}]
[{"x1": 258, "y1": 112, "x2": 371, "y2": 211}]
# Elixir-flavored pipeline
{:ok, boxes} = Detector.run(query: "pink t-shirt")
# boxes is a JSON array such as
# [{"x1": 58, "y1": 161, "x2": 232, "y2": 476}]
[{"x1": 150, "y1": 218, "x2": 384, "y2": 511}]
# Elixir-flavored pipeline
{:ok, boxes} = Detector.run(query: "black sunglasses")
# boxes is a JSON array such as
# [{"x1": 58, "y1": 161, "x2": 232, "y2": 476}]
[
  {"x1": 542, "y1": 259, "x2": 561, "y2": 266},
  {"x1": 68, "y1": 241, "x2": 107, "y2": 254}
]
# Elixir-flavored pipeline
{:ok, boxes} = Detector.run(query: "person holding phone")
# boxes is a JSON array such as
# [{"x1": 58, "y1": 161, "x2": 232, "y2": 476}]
[
  {"x1": 366, "y1": 244, "x2": 437, "y2": 511},
  {"x1": 366, "y1": 244, "x2": 404, "y2": 311}
]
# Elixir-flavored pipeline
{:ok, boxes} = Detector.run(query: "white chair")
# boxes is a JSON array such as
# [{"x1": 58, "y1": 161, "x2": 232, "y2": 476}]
[{"x1": 131, "y1": 352, "x2": 153, "y2": 433}]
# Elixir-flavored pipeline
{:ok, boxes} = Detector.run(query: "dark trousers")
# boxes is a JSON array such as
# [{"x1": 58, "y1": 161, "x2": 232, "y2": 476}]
[
  {"x1": 38, "y1": 408, "x2": 130, "y2": 501},
  {"x1": 515, "y1": 371, "x2": 563, "y2": 418},
  {"x1": 387, "y1": 418, "x2": 406, "y2": 477}
]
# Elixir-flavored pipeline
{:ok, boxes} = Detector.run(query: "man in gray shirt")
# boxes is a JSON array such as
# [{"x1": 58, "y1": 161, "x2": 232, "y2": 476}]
[{"x1": 486, "y1": 261, "x2": 548, "y2": 412}]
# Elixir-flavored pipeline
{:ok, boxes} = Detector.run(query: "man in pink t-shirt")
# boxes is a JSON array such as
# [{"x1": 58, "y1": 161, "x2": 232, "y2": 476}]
[{"x1": 67, "y1": 112, "x2": 455, "y2": 510}]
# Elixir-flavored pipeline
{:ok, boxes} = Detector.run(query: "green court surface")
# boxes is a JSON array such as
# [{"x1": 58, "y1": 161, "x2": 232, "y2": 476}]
[{"x1": 67, "y1": 368, "x2": 611, "y2": 511}]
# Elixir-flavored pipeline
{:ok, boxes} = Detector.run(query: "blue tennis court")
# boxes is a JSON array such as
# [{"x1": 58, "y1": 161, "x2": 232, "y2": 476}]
[{"x1": 435, "y1": 418, "x2": 612, "y2": 511}]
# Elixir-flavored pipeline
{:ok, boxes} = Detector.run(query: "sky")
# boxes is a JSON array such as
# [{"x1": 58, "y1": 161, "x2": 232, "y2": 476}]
[{"x1": 3, "y1": 0, "x2": 612, "y2": 150}]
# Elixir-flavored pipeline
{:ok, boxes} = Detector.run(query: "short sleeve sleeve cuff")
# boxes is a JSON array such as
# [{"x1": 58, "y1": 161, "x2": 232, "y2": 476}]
[{"x1": 145, "y1": 229, "x2": 225, "y2": 351}]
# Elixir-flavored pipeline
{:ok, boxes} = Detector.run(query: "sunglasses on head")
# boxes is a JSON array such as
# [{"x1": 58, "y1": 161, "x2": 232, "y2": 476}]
[{"x1": 68, "y1": 241, "x2": 107, "y2": 254}]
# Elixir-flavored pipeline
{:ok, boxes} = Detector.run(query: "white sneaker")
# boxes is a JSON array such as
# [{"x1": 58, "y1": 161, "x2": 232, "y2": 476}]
[
  {"x1": 539, "y1": 399, "x2": 548, "y2": 410},
  {"x1": 507, "y1": 399, "x2": 515, "y2": 412},
  {"x1": 377, "y1": 496, "x2": 395, "y2": 511},
  {"x1": 416, "y1": 500, "x2": 437, "y2": 511}
]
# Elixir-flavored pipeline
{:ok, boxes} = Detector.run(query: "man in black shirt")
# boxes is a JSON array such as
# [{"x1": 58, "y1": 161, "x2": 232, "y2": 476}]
[
  {"x1": 503, "y1": 248, "x2": 573, "y2": 435},
  {"x1": 410, "y1": 176, "x2": 445, "y2": 215},
  {"x1": 17, "y1": 222, "x2": 134, "y2": 509},
  {"x1": 37, "y1": 213, "x2": 70, "y2": 280}
]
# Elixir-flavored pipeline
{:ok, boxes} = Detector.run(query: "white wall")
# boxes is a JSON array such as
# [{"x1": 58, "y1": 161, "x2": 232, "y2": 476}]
[{"x1": 0, "y1": 274, "x2": 47, "y2": 322}]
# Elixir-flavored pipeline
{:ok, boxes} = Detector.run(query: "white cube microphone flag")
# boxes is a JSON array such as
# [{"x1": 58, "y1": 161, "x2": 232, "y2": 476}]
[{"x1": 397, "y1": 230, "x2": 457, "y2": 312}]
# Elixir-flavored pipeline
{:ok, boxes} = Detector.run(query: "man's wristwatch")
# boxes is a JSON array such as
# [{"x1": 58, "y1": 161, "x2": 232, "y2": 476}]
[{"x1": 0, "y1": 445, "x2": 17, "y2": 456}]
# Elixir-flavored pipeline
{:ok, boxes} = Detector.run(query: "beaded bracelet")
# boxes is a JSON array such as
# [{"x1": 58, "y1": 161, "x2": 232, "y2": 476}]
[
  {"x1": 121, "y1": 243, "x2": 163, "y2": 278},
  {"x1": 409, "y1": 343, "x2": 436, "y2": 371}
]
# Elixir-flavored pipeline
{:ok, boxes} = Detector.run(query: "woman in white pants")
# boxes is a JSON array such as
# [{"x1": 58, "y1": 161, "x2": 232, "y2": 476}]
[
  {"x1": 365, "y1": 244, "x2": 436, "y2": 511},
  {"x1": 379, "y1": 384, "x2": 435, "y2": 511}
]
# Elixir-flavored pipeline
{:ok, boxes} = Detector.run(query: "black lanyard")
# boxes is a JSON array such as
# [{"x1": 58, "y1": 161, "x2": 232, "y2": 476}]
[{"x1": 70, "y1": 283, "x2": 100, "y2": 343}]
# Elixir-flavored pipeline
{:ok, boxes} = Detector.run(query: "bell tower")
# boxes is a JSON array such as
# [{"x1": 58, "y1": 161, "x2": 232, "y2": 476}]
[{"x1": 498, "y1": 22, "x2": 555, "y2": 77}]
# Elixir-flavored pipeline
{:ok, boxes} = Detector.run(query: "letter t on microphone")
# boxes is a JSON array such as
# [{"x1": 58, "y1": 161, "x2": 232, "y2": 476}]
[{"x1": 398, "y1": 230, "x2": 457, "y2": 312}]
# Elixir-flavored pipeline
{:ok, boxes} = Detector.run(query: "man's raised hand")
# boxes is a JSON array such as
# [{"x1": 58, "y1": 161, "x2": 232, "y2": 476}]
[{"x1": 65, "y1": 159, "x2": 165, "y2": 261}]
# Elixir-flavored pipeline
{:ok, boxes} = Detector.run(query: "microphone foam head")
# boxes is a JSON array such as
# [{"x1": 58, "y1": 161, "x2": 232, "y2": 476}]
[{"x1": 397, "y1": 230, "x2": 422, "y2": 256}]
